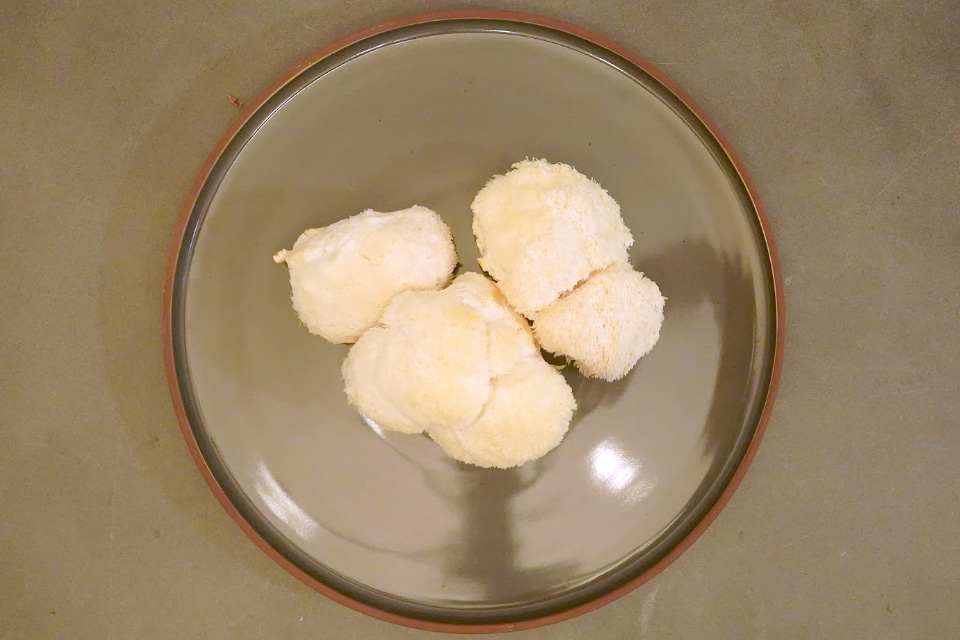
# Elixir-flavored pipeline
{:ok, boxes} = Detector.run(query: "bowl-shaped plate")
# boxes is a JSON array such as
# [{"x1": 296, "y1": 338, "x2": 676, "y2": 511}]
[{"x1": 163, "y1": 10, "x2": 784, "y2": 633}]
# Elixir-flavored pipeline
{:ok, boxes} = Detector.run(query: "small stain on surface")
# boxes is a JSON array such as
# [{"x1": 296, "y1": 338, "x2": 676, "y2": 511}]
[
  {"x1": 152, "y1": 528, "x2": 161, "y2": 539},
  {"x1": 227, "y1": 94, "x2": 244, "y2": 108},
  {"x1": 885, "y1": 603, "x2": 895, "y2": 613}
]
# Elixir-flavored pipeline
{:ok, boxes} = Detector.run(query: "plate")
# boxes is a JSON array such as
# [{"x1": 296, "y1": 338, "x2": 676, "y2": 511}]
[{"x1": 163, "y1": 10, "x2": 784, "y2": 632}]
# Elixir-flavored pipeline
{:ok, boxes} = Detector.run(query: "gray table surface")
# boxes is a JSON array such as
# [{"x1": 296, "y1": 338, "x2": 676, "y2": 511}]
[{"x1": 2, "y1": 1, "x2": 957, "y2": 638}]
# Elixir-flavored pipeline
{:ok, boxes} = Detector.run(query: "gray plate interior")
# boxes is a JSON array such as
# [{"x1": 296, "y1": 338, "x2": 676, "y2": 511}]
[{"x1": 171, "y1": 19, "x2": 777, "y2": 625}]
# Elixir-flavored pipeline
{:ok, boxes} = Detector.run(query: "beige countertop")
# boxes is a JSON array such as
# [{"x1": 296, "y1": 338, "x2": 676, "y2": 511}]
[{"x1": 2, "y1": 1, "x2": 957, "y2": 638}]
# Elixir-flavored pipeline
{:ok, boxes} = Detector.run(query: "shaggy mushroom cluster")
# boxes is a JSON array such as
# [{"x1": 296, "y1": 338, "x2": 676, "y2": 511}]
[{"x1": 273, "y1": 160, "x2": 665, "y2": 468}]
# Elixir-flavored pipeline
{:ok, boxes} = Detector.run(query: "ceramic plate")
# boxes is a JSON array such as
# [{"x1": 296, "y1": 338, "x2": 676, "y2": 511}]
[{"x1": 163, "y1": 10, "x2": 784, "y2": 632}]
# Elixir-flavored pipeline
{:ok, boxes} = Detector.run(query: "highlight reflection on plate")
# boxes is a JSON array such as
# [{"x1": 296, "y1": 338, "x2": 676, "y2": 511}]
[{"x1": 163, "y1": 10, "x2": 783, "y2": 633}]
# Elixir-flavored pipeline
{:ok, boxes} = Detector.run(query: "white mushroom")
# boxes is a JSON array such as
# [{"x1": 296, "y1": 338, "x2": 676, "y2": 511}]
[
  {"x1": 273, "y1": 206, "x2": 457, "y2": 344},
  {"x1": 533, "y1": 264, "x2": 665, "y2": 381},
  {"x1": 342, "y1": 273, "x2": 575, "y2": 468},
  {"x1": 471, "y1": 159, "x2": 633, "y2": 317}
]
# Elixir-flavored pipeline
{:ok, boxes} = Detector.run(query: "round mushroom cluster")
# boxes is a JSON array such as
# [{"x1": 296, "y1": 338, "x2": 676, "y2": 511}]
[
  {"x1": 273, "y1": 160, "x2": 665, "y2": 468},
  {"x1": 473, "y1": 159, "x2": 665, "y2": 381},
  {"x1": 273, "y1": 206, "x2": 457, "y2": 344},
  {"x1": 343, "y1": 273, "x2": 575, "y2": 468}
]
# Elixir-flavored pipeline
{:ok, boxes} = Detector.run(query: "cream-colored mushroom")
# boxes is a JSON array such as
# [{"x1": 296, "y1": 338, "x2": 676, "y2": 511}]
[
  {"x1": 342, "y1": 273, "x2": 575, "y2": 468},
  {"x1": 273, "y1": 206, "x2": 457, "y2": 344},
  {"x1": 533, "y1": 264, "x2": 665, "y2": 381},
  {"x1": 471, "y1": 159, "x2": 633, "y2": 317}
]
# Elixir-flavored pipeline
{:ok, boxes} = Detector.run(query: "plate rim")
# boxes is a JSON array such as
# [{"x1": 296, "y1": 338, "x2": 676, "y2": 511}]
[{"x1": 161, "y1": 8, "x2": 786, "y2": 633}]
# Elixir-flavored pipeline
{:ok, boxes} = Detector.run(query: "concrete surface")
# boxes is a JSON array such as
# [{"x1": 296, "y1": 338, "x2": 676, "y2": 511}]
[{"x1": 1, "y1": 0, "x2": 957, "y2": 638}]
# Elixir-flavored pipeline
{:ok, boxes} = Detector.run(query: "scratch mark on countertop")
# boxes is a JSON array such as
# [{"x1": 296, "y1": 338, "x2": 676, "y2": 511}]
[
  {"x1": 874, "y1": 121, "x2": 960, "y2": 199},
  {"x1": 638, "y1": 584, "x2": 660, "y2": 635}
]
